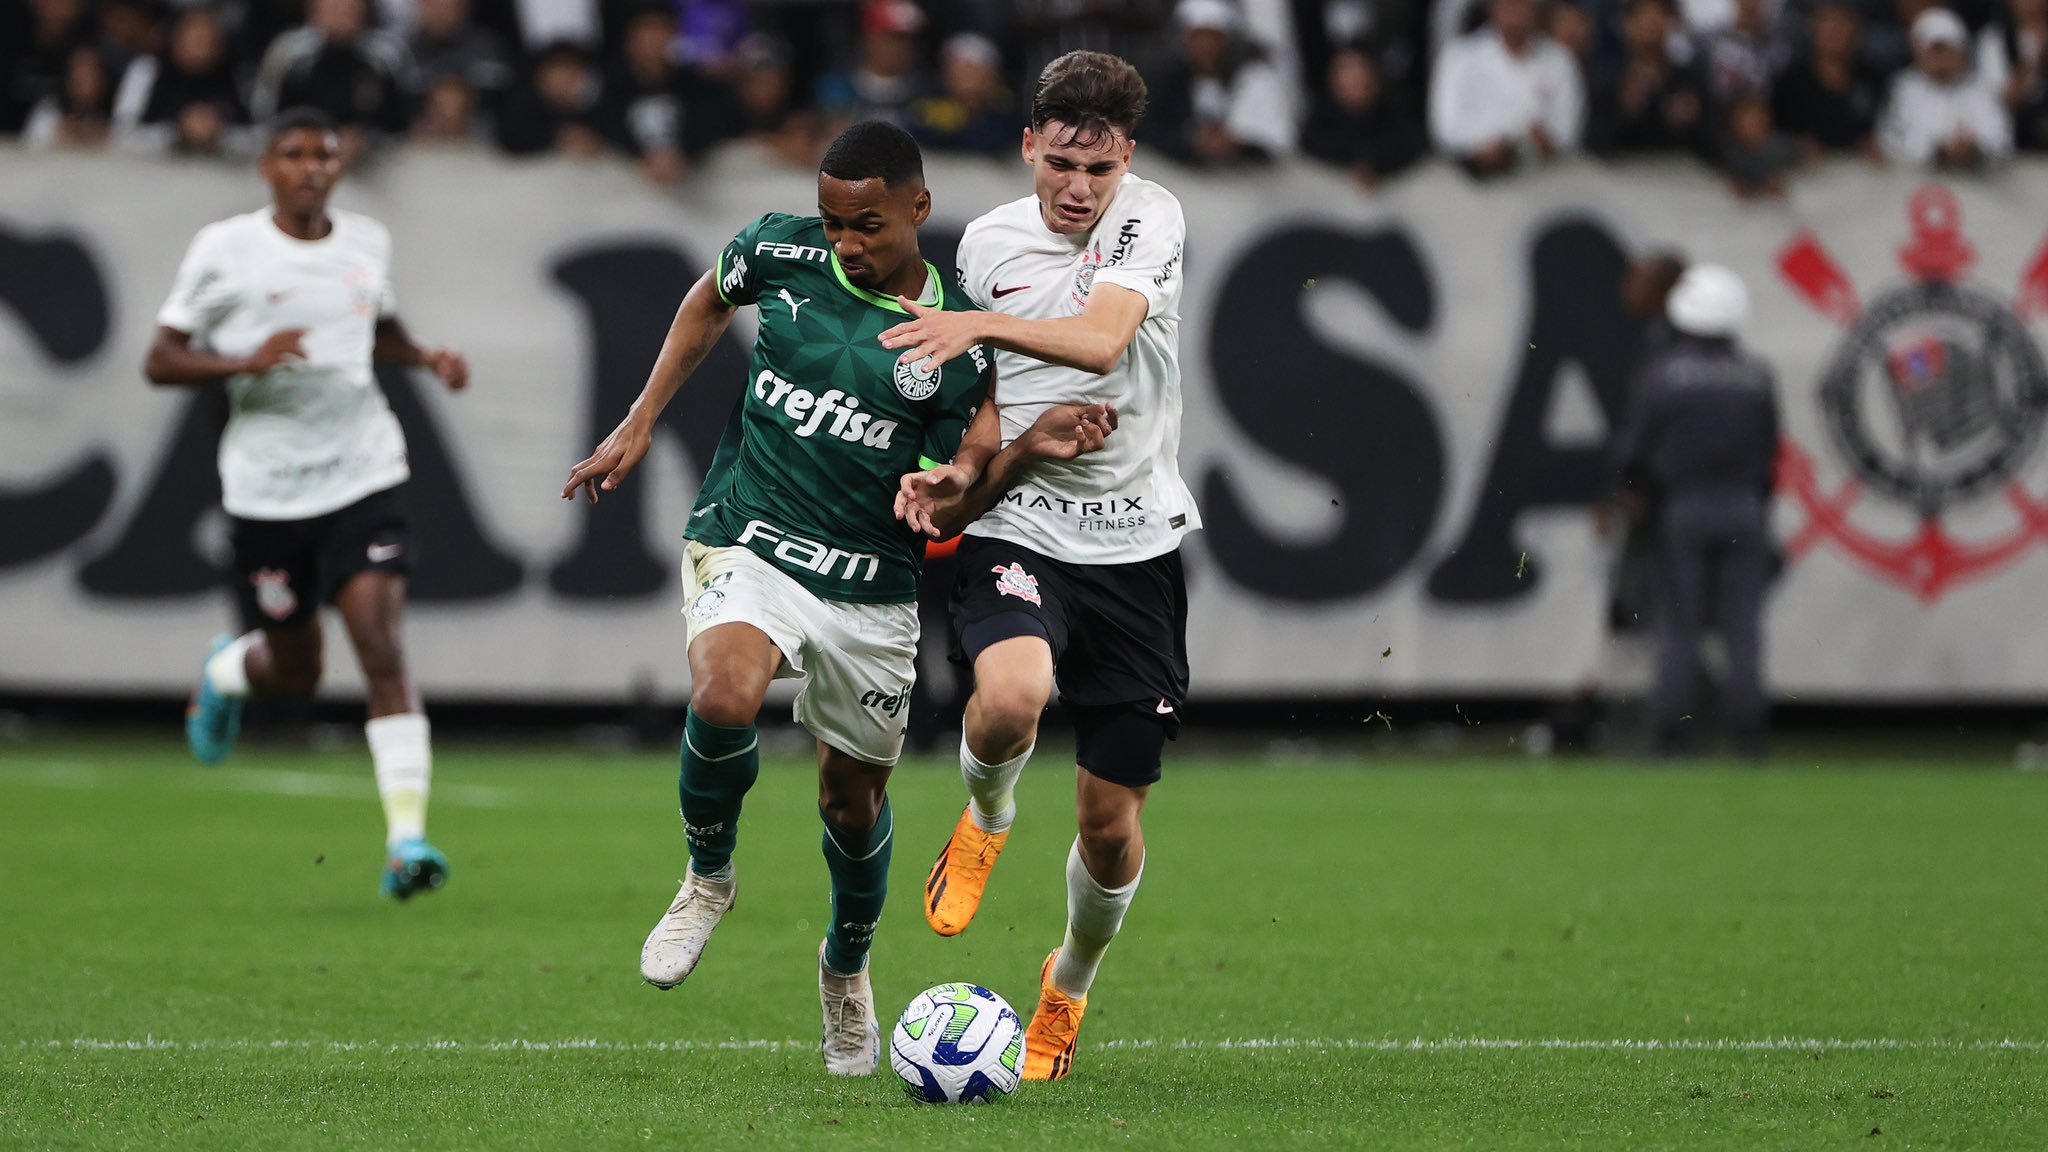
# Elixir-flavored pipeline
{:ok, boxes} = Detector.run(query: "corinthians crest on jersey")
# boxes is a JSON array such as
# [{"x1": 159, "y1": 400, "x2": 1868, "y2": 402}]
[{"x1": 1777, "y1": 187, "x2": 2048, "y2": 601}]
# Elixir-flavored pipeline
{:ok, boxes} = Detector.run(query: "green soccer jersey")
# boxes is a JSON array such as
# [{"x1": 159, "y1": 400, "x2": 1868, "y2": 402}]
[{"x1": 686, "y1": 212, "x2": 993, "y2": 604}]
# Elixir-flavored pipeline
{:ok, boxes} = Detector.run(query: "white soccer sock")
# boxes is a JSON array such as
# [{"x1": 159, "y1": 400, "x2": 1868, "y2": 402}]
[
  {"x1": 1050, "y1": 837, "x2": 1142, "y2": 999},
  {"x1": 366, "y1": 712, "x2": 432, "y2": 847},
  {"x1": 204, "y1": 632, "x2": 261, "y2": 698},
  {"x1": 960, "y1": 734, "x2": 1032, "y2": 834}
]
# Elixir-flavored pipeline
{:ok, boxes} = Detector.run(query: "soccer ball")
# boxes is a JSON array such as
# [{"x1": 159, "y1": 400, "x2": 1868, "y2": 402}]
[{"x1": 889, "y1": 982, "x2": 1024, "y2": 1104}]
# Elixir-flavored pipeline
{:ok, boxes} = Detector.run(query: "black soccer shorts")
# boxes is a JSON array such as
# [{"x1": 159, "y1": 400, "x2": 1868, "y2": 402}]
[
  {"x1": 950, "y1": 535, "x2": 1190, "y2": 786},
  {"x1": 228, "y1": 483, "x2": 414, "y2": 630}
]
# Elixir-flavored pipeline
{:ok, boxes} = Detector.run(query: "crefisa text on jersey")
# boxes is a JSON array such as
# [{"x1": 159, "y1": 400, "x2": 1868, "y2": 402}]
[{"x1": 753, "y1": 370, "x2": 899, "y2": 448}]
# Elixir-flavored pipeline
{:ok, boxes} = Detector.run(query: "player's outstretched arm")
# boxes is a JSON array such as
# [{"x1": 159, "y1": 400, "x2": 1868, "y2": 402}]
[
  {"x1": 144, "y1": 326, "x2": 306, "y2": 386},
  {"x1": 878, "y1": 282, "x2": 1149, "y2": 376},
  {"x1": 562, "y1": 269, "x2": 736, "y2": 503},
  {"x1": 375, "y1": 316, "x2": 469, "y2": 391},
  {"x1": 897, "y1": 403, "x2": 1117, "y2": 539}
]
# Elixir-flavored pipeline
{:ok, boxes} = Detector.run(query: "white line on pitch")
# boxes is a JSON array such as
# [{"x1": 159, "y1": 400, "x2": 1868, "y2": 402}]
[
  {"x1": 20, "y1": 1037, "x2": 2048, "y2": 1054},
  {"x1": 0, "y1": 762, "x2": 512, "y2": 807}
]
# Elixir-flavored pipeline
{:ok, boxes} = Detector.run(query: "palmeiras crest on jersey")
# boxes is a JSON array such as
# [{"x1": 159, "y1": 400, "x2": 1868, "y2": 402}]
[
  {"x1": 894, "y1": 352, "x2": 941, "y2": 400},
  {"x1": 1776, "y1": 187, "x2": 2048, "y2": 601}
]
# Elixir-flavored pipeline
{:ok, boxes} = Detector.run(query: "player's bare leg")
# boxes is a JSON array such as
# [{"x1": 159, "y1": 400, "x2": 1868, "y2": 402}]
[
  {"x1": 641, "y1": 623, "x2": 779, "y2": 987},
  {"x1": 925, "y1": 636, "x2": 1051, "y2": 935},
  {"x1": 817, "y1": 744, "x2": 894, "y2": 1075},
  {"x1": 1025, "y1": 770, "x2": 1148, "y2": 1081},
  {"x1": 335, "y1": 571, "x2": 446, "y2": 901}
]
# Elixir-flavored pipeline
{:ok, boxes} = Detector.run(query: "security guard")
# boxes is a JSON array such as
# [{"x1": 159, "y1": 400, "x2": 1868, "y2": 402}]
[{"x1": 1617, "y1": 265, "x2": 1781, "y2": 758}]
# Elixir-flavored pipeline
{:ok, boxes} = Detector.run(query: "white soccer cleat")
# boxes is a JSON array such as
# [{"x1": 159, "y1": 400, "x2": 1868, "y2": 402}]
[
  {"x1": 818, "y1": 942, "x2": 881, "y2": 1076},
  {"x1": 639, "y1": 870, "x2": 737, "y2": 989}
]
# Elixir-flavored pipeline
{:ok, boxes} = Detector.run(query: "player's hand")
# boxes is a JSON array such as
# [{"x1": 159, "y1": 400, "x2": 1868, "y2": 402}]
[
  {"x1": 1018, "y1": 403, "x2": 1117, "y2": 462},
  {"x1": 895, "y1": 463, "x2": 973, "y2": 539},
  {"x1": 562, "y1": 416, "x2": 653, "y2": 503},
  {"x1": 425, "y1": 347, "x2": 469, "y2": 391},
  {"x1": 244, "y1": 329, "x2": 308, "y2": 374},
  {"x1": 878, "y1": 298, "x2": 982, "y2": 376}
]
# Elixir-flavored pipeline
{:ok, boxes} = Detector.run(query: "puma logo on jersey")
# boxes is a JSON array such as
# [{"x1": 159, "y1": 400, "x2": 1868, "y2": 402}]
[
  {"x1": 753, "y1": 369, "x2": 898, "y2": 448},
  {"x1": 778, "y1": 288, "x2": 810, "y2": 320}
]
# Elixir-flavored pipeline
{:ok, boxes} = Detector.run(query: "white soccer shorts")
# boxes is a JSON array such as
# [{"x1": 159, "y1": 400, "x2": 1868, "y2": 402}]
[{"x1": 681, "y1": 542, "x2": 918, "y2": 767}]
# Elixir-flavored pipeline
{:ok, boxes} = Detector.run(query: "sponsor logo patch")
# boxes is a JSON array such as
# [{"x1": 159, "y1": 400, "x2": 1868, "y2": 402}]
[{"x1": 252, "y1": 568, "x2": 297, "y2": 621}]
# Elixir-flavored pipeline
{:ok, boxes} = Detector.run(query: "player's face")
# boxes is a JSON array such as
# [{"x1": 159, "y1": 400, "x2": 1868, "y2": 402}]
[
  {"x1": 261, "y1": 128, "x2": 343, "y2": 218},
  {"x1": 818, "y1": 174, "x2": 931, "y2": 292},
  {"x1": 1024, "y1": 121, "x2": 1133, "y2": 236}
]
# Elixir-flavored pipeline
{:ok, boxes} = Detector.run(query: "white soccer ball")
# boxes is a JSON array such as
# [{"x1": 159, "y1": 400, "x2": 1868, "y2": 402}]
[{"x1": 890, "y1": 982, "x2": 1024, "y2": 1104}]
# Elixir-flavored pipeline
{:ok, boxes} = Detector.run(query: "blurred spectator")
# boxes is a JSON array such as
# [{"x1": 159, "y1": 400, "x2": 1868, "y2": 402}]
[
  {"x1": 126, "y1": 5, "x2": 252, "y2": 155},
  {"x1": 1300, "y1": 42, "x2": 1425, "y2": 187},
  {"x1": 5, "y1": 0, "x2": 94, "y2": 133},
  {"x1": 815, "y1": 0, "x2": 931, "y2": 128},
  {"x1": 1772, "y1": 0, "x2": 1884, "y2": 158},
  {"x1": 513, "y1": 0, "x2": 601, "y2": 52},
  {"x1": 1547, "y1": 0, "x2": 1599, "y2": 74},
  {"x1": 674, "y1": 0, "x2": 753, "y2": 77},
  {"x1": 252, "y1": 0, "x2": 419, "y2": 152},
  {"x1": 97, "y1": 0, "x2": 165, "y2": 75},
  {"x1": 1429, "y1": 0, "x2": 1586, "y2": 176},
  {"x1": 25, "y1": 44, "x2": 117, "y2": 150},
  {"x1": 1988, "y1": 0, "x2": 2048, "y2": 148},
  {"x1": 410, "y1": 0, "x2": 514, "y2": 115},
  {"x1": 414, "y1": 73, "x2": 483, "y2": 142},
  {"x1": 908, "y1": 32, "x2": 1022, "y2": 157},
  {"x1": 1717, "y1": 89, "x2": 1799, "y2": 194},
  {"x1": 1879, "y1": 6, "x2": 2013, "y2": 167},
  {"x1": 1701, "y1": 0, "x2": 1795, "y2": 105},
  {"x1": 600, "y1": 4, "x2": 695, "y2": 183},
  {"x1": 1151, "y1": 0, "x2": 1300, "y2": 166},
  {"x1": 496, "y1": 39, "x2": 610, "y2": 157},
  {"x1": 1867, "y1": 0, "x2": 2004, "y2": 79},
  {"x1": 1589, "y1": 0, "x2": 1710, "y2": 155},
  {"x1": 695, "y1": 32, "x2": 823, "y2": 166},
  {"x1": 1012, "y1": 0, "x2": 1177, "y2": 99}
]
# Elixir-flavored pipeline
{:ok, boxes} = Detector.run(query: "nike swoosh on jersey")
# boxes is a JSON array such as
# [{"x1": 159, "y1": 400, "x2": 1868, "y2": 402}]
[{"x1": 991, "y1": 284, "x2": 1031, "y2": 299}]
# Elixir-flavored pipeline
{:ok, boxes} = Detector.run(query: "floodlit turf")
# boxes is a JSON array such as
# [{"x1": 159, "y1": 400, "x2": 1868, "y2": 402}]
[{"x1": 2, "y1": 738, "x2": 2045, "y2": 1150}]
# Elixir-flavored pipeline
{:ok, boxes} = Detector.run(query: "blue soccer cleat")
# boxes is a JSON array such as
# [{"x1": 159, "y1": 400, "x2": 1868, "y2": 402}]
[
  {"x1": 185, "y1": 634, "x2": 245, "y2": 766},
  {"x1": 381, "y1": 838, "x2": 450, "y2": 901}
]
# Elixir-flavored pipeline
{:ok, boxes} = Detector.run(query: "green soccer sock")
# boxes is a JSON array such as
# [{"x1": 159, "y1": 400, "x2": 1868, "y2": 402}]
[
  {"x1": 678, "y1": 709, "x2": 760, "y2": 881},
  {"x1": 820, "y1": 797, "x2": 893, "y2": 975}
]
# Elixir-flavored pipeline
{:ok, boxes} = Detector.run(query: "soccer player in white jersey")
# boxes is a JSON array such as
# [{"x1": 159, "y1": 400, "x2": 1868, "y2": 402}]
[
  {"x1": 881, "y1": 51, "x2": 1196, "y2": 1081},
  {"x1": 145, "y1": 107, "x2": 471, "y2": 901}
]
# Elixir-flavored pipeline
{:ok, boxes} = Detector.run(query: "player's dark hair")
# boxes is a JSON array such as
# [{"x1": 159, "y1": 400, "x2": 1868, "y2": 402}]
[
  {"x1": 267, "y1": 106, "x2": 338, "y2": 147},
  {"x1": 819, "y1": 121, "x2": 925, "y2": 188},
  {"x1": 1032, "y1": 51, "x2": 1148, "y2": 146}
]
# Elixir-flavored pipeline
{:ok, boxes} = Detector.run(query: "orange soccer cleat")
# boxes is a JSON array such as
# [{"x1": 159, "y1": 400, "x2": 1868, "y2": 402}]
[
  {"x1": 1022, "y1": 949, "x2": 1087, "y2": 1081},
  {"x1": 922, "y1": 806, "x2": 1010, "y2": 936}
]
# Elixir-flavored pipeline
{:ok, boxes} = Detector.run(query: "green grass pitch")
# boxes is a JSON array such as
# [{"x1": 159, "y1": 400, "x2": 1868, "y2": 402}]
[{"x1": 3, "y1": 738, "x2": 2045, "y2": 1149}]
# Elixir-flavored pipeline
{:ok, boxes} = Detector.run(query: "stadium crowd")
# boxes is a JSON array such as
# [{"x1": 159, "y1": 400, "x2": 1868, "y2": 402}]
[{"x1": 4, "y1": 0, "x2": 2043, "y2": 193}]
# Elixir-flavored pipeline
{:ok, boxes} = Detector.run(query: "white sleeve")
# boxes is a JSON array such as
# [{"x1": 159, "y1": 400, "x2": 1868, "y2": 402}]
[
  {"x1": 954, "y1": 221, "x2": 996, "y2": 310},
  {"x1": 1878, "y1": 79, "x2": 1931, "y2": 163},
  {"x1": 1545, "y1": 48, "x2": 1586, "y2": 151},
  {"x1": 156, "y1": 225, "x2": 238, "y2": 338},
  {"x1": 1091, "y1": 188, "x2": 1186, "y2": 319},
  {"x1": 1226, "y1": 62, "x2": 1299, "y2": 154},
  {"x1": 1968, "y1": 84, "x2": 2015, "y2": 158},
  {"x1": 1428, "y1": 42, "x2": 1490, "y2": 155}
]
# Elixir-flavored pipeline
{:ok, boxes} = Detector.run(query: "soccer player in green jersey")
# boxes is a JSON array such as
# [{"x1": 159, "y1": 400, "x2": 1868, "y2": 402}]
[{"x1": 561, "y1": 121, "x2": 1114, "y2": 1076}]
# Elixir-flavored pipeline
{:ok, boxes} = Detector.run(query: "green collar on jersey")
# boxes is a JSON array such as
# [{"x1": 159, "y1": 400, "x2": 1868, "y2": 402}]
[{"x1": 830, "y1": 254, "x2": 943, "y2": 314}]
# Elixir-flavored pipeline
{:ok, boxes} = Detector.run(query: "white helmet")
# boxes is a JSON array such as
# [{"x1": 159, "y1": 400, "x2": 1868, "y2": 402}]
[{"x1": 1666, "y1": 264, "x2": 1749, "y2": 337}]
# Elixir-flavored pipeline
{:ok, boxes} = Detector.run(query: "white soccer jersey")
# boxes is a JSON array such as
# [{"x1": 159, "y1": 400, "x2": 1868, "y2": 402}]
[
  {"x1": 955, "y1": 173, "x2": 1200, "y2": 565},
  {"x1": 157, "y1": 208, "x2": 408, "y2": 521}
]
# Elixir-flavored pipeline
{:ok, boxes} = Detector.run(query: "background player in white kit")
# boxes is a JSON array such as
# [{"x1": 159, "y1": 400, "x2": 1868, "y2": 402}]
[
  {"x1": 145, "y1": 107, "x2": 471, "y2": 901},
  {"x1": 882, "y1": 50, "x2": 1196, "y2": 1081}
]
